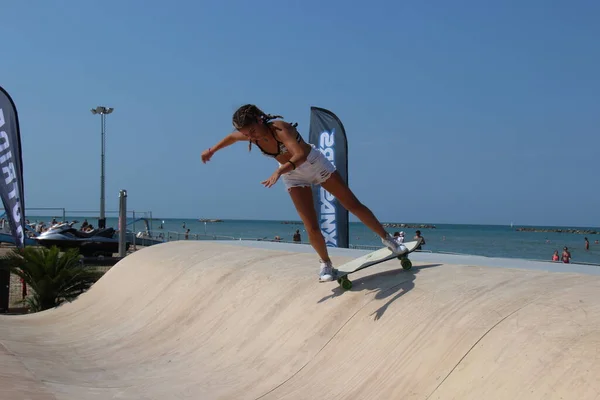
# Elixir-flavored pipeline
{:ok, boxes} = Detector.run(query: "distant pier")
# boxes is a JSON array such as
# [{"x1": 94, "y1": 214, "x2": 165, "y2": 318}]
[
  {"x1": 383, "y1": 223, "x2": 437, "y2": 229},
  {"x1": 516, "y1": 227, "x2": 598, "y2": 235}
]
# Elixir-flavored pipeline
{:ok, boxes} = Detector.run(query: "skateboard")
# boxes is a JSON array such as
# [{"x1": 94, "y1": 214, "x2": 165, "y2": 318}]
[{"x1": 333, "y1": 238, "x2": 423, "y2": 290}]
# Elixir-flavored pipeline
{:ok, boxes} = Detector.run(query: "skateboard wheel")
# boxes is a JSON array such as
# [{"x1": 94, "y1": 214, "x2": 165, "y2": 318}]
[
  {"x1": 401, "y1": 258, "x2": 412, "y2": 270},
  {"x1": 337, "y1": 278, "x2": 342, "y2": 284},
  {"x1": 340, "y1": 277, "x2": 353, "y2": 290}
]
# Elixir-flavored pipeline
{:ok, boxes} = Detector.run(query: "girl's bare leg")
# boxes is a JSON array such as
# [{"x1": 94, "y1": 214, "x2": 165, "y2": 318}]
[
  {"x1": 320, "y1": 171, "x2": 388, "y2": 238},
  {"x1": 287, "y1": 186, "x2": 331, "y2": 262}
]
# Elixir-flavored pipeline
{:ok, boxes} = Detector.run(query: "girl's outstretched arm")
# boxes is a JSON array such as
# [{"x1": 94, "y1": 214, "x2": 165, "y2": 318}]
[{"x1": 201, "y1": 131, "x2": 249, "y2": 163}]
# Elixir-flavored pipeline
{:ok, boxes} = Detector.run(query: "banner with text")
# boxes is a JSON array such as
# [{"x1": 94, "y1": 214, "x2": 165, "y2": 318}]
[
  {"x1": 0, "y1": 86, "x2": 26, "y2": 248},
  {"x1": 308, "y1": 107, "x2": 349, "y2": 248}
]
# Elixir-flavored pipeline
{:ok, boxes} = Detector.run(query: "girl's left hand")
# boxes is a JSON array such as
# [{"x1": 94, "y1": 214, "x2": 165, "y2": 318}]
[{"x1": 261, "y1": 170, "x2": 282, "y2": 188}]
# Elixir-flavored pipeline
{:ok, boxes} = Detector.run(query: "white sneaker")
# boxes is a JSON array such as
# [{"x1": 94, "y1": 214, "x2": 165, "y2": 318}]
[
  {"x1": 319, "y1": 260, "x2": 335, "y2": 282},
  {"x1": 381, "y1": 233, "x2": 407, "y2": 255}
]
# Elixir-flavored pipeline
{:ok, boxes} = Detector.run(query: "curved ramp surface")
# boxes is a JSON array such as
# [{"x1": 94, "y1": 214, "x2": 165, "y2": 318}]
[{"x1": 1, "y1": 241, "x2": 599, "y2": 400}]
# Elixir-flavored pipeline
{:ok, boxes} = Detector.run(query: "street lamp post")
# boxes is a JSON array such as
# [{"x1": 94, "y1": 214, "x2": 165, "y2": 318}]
[{"x1": 90, "y1": 106, "x2": 114, "y2": 229}]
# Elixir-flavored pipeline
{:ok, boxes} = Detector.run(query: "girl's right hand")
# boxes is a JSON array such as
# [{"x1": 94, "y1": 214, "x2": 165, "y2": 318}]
[{"x1": 201, "y1": 148, "x2": 214, "y2": 163}]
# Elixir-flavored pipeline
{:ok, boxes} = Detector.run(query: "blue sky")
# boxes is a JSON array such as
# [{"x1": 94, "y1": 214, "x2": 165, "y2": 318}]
[{"x1": 1, "y1": 0, "x2": 598, "y2": 226}]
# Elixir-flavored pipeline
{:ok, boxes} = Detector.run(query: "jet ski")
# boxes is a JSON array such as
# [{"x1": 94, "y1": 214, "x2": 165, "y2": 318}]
[{"x1": 35, "y1": 221, "x2": 128, "y2": 257}]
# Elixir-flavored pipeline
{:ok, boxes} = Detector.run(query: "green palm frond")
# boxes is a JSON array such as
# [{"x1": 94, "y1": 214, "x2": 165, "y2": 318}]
[{"x1": 0, "y1": 246, "x2": 104, "y2": 312}]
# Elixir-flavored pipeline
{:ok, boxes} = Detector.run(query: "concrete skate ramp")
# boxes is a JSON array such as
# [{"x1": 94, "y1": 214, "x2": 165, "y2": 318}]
[{"x1": 1, "y1": 241, "x2": 600, "y2": 400}]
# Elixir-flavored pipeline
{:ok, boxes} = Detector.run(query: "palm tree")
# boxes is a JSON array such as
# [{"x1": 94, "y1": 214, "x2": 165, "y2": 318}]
[{"x1": 0, "y1": 246, "x2": 104, "y2": 312}]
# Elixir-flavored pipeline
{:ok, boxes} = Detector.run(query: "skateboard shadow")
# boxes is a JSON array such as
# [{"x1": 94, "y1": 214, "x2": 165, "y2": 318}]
[{"x1": 318, "y1": 263, "x2": 443, "y2": 321}]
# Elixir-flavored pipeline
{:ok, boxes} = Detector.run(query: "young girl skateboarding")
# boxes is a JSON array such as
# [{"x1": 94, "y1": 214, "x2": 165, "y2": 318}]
[{"x1": 200, "y1": 104, "x2": 405, "y2": 282}]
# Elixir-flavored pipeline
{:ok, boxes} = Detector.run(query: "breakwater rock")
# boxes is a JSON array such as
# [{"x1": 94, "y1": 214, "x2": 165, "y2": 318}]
[
  {"x1": 281, "y1": 221, "x2": 303, "y2": 225},
  {"x1": 199, "y1": 219, "x2": 223, "y2": 223},
  {"x1": 383, "y1": 223, "x2": 436, "y2": 229},
  {"x1": 516, "y1": 227, "x2": 598, "y2": 235}
]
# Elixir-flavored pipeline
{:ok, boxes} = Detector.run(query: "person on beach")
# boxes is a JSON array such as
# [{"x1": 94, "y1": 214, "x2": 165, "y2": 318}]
[
  {"x1": 200, "y1": 104, "x2": 406, "y2": 282},
  {"x1": 552, "y1": 250, "x2": 559, "y2": 262},
  {"x1": 393, "y1": 231, "x2": 405, "y2": 244},
  {"x1": 293, "y1": 229, "x2": 301, "y2": 242},
  {"x1": 561, "y1": 247, "x2": 571, "y2": 263},
  {"x1": 414, "y1": 230, "x2": 426, "y2": 250}
]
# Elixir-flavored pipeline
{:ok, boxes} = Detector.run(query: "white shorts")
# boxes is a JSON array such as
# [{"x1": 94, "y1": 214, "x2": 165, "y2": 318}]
[{"x1": 280, "y1": 145, "x2": 336, "y2": 190}]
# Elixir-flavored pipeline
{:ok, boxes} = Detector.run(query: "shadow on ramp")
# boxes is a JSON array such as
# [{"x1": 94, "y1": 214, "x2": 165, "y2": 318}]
[{"x1": 318, "y1": 263, "x2": 443, "y2": 320}]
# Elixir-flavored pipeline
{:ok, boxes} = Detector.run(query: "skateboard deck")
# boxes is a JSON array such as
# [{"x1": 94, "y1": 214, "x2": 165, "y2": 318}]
[{"x1": 333, "y1": 238, "x2": 423, "y2": 290}]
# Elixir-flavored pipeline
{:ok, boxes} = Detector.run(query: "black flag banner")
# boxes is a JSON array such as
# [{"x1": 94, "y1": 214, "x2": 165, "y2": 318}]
[
  {"x1": 0, "y1": 86, "x2": 25, "y2": 248},
  {"x1": 308, "y1": 106, "x2": 349, "y2": 248}
]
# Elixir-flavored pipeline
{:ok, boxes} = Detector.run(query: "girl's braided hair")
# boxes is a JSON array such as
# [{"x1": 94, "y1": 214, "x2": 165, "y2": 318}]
[
  {"x1": 232, "y1": 104, "x2": 287, "y2": 152},
  {"x1": 232, "y1": 104, "x2": 282, "y2": 130}
]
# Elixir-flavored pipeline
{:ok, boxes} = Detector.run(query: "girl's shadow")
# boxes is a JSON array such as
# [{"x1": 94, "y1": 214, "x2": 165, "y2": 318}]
[{"x1": 318, "y1": 263, "x2": 442, "y2": 321}]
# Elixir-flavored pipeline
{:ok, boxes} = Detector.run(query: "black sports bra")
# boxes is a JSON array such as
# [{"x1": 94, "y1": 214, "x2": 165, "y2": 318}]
[{"x1": 254, "y1": 124, "x2": 303, "y2": 158}]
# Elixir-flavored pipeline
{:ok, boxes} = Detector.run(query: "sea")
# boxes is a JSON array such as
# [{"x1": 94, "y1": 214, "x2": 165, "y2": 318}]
[{"x1": 25, "y1": 214, "x2": 600, "y2": 266}]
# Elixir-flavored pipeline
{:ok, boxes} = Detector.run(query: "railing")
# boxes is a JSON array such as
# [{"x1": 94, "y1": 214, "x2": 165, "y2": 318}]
[
  {"x1": 142, "y1": 230, "x2": 237, "y2": 243},
  {"x1": 23, "y1": 208, "x2": 154, "y2": 226},
  {"x1": 20, "y1": 208, "x2": 67, "y2": 222}
]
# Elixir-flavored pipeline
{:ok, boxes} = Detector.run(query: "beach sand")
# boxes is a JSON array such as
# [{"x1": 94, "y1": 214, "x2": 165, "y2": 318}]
[{"x1": 1, "y1": 240, "x2": 599, "y2": 399}]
